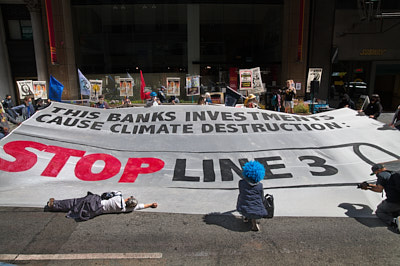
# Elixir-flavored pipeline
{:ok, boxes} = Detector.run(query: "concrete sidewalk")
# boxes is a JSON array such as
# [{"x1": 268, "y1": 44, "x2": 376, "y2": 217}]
[{"x1": 0, "y1": 207, "x2": 399, "y2": 265}]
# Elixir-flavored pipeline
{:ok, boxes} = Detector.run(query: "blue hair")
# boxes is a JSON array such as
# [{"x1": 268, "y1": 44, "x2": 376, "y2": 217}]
[{"x1": 242, "y1": 160, "x2": 265, "y2": 183}]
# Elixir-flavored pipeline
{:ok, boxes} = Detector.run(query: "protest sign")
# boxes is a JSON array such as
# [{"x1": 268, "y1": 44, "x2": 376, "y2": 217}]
[
  {"x1": 167, "y1": 77, "x2": 180, "y2": 96},
  {"x1": 186, "y1": 76, "x2": 200, "y2": 96},
  {"x1": 16, "y1": 80, "x2": 34, "y2": 99},
  {"x1": 307, "y1": 68, "x2": 323, "y2": 93},
  {"x1": 89, "y1": 80, "x2": 102, "y2": 102},
  {"x1": 119, "y1": 78, "x2": 133, "y2": 97},
  {"x1": 251, "y1": 67, "x2": 264, "y2": 94},
  {"x1": 239, "y1": 70, "x2": 253, "y2": 90},
  {"x1": 33, "y1": 81, "x2": 47, "y2": 99}
]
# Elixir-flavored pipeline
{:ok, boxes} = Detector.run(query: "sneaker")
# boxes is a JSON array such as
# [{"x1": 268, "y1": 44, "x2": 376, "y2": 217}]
[
  {"x1": 47, "y1": 198, "x2": 54, "y2": 208},
  {"x1": 393, "y1": 216, "x2": 400, "y2": 233},
  {"x1": 251, "y1": 219, "x2": 260, "y2": 232}
]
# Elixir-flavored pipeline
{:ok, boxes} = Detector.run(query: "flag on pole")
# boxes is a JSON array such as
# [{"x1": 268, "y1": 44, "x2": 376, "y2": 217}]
[
  {"x1": 45, "y1": 0, "x2": 57, "y2": 64},
  {"x1": 78, "y1": 69, "x2": 91, "y2": 96},
  {"x1": 49, "y1": 75, "x2": 64, "y2": 102},
  {"x1": 127, "y1": 72, "x2": 135, "y2": 87},
  {"x1": 140, "y1": 70, "x2": 146, "y2": 100}
]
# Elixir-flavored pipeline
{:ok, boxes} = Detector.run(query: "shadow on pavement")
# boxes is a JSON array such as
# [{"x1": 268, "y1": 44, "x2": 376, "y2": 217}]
[
  {"x1": 203, "y1": 211, "x2": 251, "y2": 232},
  {"x1": 338, "y1": 202, "x2": 385, "y2": 228},
  {"x1": 377, "y1": 124, "x2": 397, "y2": 131}
]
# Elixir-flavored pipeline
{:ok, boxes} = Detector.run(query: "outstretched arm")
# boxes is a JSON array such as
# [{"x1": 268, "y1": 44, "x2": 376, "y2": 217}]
[
  {"x1": 143, "y1": 203, "x2": 158, "y2": 209},
  {"x1": 361, "y1": 183, "x2": 384, "y2": 193}
]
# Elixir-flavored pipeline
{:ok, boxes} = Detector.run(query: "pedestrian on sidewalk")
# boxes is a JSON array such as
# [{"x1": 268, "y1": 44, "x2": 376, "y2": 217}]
[
  {"x1": 45, "y1": 191, "x2": 157, "y2": 221},
  {"x1": 236, "y1": 160, "x2": 268, "y2": 231}
]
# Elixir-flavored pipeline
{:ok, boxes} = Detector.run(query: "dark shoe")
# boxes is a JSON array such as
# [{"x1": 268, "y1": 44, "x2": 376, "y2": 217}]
[
  {"x1": 393, "y1": 216, "x2": 400, "y2": 234},
  {"x1": 47, "y1": 198, "x2": 54, "y2": 209},
  {"x1": 251, "y1": 219, "x2": 260, "y2": 231}
]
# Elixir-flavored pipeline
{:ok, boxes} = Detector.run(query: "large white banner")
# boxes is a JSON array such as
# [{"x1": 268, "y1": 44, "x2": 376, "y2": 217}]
[{"x1": 0, "y1": 103, "x2": 399, "y2": 217}]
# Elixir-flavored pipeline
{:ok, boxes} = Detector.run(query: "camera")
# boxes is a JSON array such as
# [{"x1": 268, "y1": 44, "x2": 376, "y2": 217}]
[{"x1": 357, "y1": 181, "x2": 369, "y2": 189}]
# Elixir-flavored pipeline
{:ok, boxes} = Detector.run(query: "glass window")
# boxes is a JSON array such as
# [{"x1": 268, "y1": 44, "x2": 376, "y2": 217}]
[
  {"x1": 199, "y1": 3, "x2": 282, "y2": 87},
  {"x1": 7, "y1": 19, "x2": 32, "y2": 40},
  {"x1": 72, "y1": 4, "x2": 188, "y2": 74},
  {"x1": 8, "y1": 20, "x2": 22, "y2": 40}
]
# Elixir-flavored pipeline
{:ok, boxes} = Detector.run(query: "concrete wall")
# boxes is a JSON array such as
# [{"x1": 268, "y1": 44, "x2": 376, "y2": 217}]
[
  {"x1": 307, "y1": 0, "x2": 336, "y2": 100},
  {"x1": 46, "y1": 0, "x2": 78, "y2": 100},
  {"x1": 281, "y1": 0, "x2": 310, "y2": 97},
  {"x1": 333, "y1": 10, "x2": 400, "y2": 62}
]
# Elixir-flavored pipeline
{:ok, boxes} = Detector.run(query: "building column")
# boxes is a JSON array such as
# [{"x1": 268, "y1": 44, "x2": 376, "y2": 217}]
[
  {"x1": 307, "y1": 0, "x2": 336, "y2": 100},
  {"x1": 281, "y1": 0, "x2": 310, "y2": 97},
  {"x1": 60, "y1": 0, "x2": 78, "y2": 99},
  {"x1": 25, "y1": 0, "x2": 49, "y2": 84},
  {"x1": 0, "y1": 6, "x2": 15, "y2": 98},
  {"x1": 47, "y1": 0, "x2": 78, "y2": 100},
  {"x1": 187, "y1": 4, "x2": 200, "y2": 76}
]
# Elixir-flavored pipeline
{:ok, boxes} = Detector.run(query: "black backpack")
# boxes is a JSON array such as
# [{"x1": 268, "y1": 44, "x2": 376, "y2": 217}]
[
  {"x1": 101, "y1": 191, "x2": 122, "y2": 200},
  {"x1": 388, "y1": 171, "x2": 400, "y2": 192},
  {"x1": 263, "y1": 194, "x2": 274, "y2": 219}
]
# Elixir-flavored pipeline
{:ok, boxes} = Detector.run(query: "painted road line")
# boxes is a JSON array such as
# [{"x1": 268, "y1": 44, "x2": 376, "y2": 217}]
[{"x1": 0, "y1": 253, "x2": 162, "y2": 261}]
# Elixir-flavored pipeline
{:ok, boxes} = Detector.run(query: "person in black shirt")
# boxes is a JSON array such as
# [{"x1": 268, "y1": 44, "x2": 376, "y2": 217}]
[
  {"x1": 337, "y1": 94, "x2": 355, "y2": 109},
  {"x1": 360, "y1": 164, "x2": 400, "y2": 233},
  {"x1": 361, "y1": 94, "x2": 382, "y2": 119}
]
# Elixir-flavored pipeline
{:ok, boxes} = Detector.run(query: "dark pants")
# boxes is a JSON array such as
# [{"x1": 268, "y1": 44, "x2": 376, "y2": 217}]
[
  {"x1": 376, "y1": 200, "x2": 400, "y2": 225},
  {"x1": 53, "y1": 197, "x2": 86, "y2": 212},
  {"x1": 51, "y1": 193, "x2": 103, "y2": 221}
]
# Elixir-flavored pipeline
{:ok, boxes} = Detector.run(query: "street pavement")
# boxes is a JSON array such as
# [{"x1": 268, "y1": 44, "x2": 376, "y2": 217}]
[
  {"x1": 0, "y1": 111, "x2": 398, "y2": 265},
  {"x1": 0, "y1": 206, "x2": 399, "y2": 265}
]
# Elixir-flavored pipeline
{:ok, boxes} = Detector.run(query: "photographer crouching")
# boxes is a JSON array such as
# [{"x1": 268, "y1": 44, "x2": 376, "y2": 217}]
[{"x1": 359, "y1": 164, "x2": 400, "y2": 233}]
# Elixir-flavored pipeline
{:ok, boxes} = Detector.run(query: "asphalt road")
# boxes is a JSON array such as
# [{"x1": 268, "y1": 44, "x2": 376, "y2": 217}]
[{"x1": 0, "y1": 206, "x2": 399, "y2": 265}]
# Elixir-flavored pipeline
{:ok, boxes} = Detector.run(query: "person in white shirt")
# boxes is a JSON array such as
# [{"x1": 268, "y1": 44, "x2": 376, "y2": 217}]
[{"x1": 45, "y1": 191, "x2": 157, "y2": 221}]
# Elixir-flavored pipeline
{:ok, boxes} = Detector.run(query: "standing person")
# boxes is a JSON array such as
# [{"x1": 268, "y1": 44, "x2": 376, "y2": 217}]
[
  {"x1": 236, "y1": 160, "x2": 268, "y2": 231},
  {"x1": 359, "y1": 164, "x2": 400, "y2": 233},
  {"x1": 360, "y1": 94, "x2": 382, "y2": 119},
  {"x1": 389, "y1": 105, "x2": 400, "y2": 130},
  {"x1": 95, "y1": 95, "x2": 110, "y2": 109},
  {"x1": 284, "y1": 80, "x2": 296, "y2": 113},
  {"x1": 45, "y1": 191, "x2": 158, "y2": 221},
  {"x1": 271, "y1": 91, "x2": 281, "y2": 112},
  {"x1": 205, "y1": 93, "x2": 212, "y2": 104}
]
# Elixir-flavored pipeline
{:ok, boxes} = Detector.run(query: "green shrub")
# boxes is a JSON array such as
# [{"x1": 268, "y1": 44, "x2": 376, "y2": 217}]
[{"x1": 294, "y1": 102, "x2": 310, "y2": 114}]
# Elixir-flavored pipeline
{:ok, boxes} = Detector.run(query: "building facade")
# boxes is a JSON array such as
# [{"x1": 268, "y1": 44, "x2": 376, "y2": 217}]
[{"x1": 0, "y1": 0, "x2": 399, "y2": 110}]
